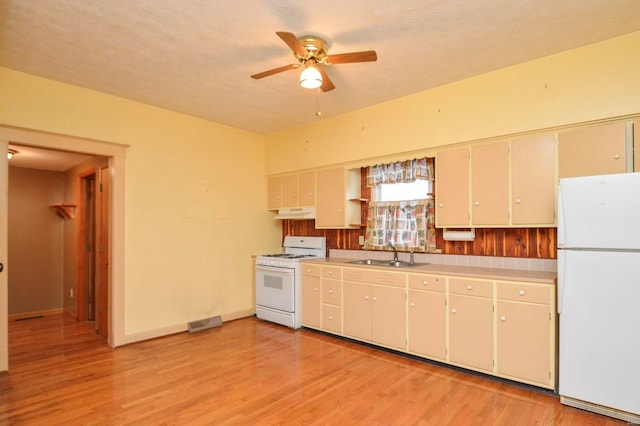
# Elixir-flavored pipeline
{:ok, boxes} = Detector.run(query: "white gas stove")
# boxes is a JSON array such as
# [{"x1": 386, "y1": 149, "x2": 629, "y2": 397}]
[{"x1": 255, "y1": 236, "x2": 326, "y2": 328}]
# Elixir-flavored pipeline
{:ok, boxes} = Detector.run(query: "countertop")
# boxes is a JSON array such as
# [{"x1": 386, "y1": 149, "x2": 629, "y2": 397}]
[{"x1": 302, "y1": 257, "x2": 557, "y2": 284}]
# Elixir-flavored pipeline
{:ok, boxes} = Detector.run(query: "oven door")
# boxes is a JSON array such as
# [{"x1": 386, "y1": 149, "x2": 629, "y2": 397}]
[{"x1": 255, "y1": 264, "x2": 295, "y2": 312}]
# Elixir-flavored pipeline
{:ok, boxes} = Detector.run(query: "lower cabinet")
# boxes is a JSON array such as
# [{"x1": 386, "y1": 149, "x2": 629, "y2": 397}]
[
  {"x1": 448, "y1": 278, "x2": 494, "y2": 373},
  {"x1": 343, "y1": 281, "x2": 406, "y2": 350},
  {"x1": 496, "y1": 280, "x2": 555, "y2": 387},
  {"x1": 407, "y1": 274, "x2": 446, "y2": 361},
  {"x1": 301, "y1": 264, "x2": 322, "y2": 329},
  {"x1": 300, "y1": 262, "x2": 557, "y2": 390}
]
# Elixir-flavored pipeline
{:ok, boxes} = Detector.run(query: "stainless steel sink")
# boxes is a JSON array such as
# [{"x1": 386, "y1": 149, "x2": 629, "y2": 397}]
[{"x1": 347, "y1": 259, "x2": 429, "y2": 268}]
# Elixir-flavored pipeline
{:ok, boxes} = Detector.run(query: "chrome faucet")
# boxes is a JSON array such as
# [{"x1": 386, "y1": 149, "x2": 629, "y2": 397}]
[{"x1": 388, "y1": 242, "x2": 399, "y2": 263}]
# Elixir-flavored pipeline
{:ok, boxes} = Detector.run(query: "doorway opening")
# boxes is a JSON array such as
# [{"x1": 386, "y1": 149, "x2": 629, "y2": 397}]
[{"x1": 78, "y1": 165, "x2": 109, "y2": 339}]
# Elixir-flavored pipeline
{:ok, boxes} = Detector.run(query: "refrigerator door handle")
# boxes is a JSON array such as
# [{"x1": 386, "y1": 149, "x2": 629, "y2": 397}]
[
  {"x1": 557, "y1": 249, "x2": 565, "y2": 314},
  {"x1": 557, "y1": 183, "x2": 566, "y2": 248}
]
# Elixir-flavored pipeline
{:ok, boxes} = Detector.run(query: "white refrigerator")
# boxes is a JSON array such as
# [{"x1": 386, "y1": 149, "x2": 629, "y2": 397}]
[{"x1": 558, "y1": 172, "x2": 640, "y2": 423}]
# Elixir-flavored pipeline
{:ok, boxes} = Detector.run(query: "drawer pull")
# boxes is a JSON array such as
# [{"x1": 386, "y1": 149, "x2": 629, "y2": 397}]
[
  {"x1": 328, "y1": 289, "x2": 333, "y2": 294},
  {"x1": 423, "y1": 280, "x2": 428, "y2": 286},
  {"x1": 328, "y1": 270, "x2": 333, "y2": 275},
  {"x1": 500, "y1": 316, "x2": 507, "y2": 321},
  {"x1": 314, "y1": 288, "x2": 319, "y2": 292},
  {"x1": 365, "y1": 296, "x2": 369, "y2": 300},
  {"x1": 451, "y1": 308, "x2": 457, "y2": 314},
  {"x1": 474, "y1": 201, "x2": 480, "y2": 206},
  {"x1": 467, "y1": 285, "x2": 473, "y2": 291},
  {"x1": 373, "y1": 297, "x2": 378, "y2": 302},
  {"x1": 328, "y1": 316, "x2": 333, "y2": 320},
  {"x1": 410, "y1": 302, "x2": 415, "y2": 307},
  {"x1": 613, "y1": 153, "x2": 621, "y2": 159},
  {"x1": 518, "y1": 290, "x2": 525, "y2": 296}
]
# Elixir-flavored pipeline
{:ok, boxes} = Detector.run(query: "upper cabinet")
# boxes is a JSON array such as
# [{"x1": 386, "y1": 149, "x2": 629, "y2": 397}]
[
  {"x1": 511, "y1": 134, "x2": 556, "y2": 226},
  {"x1": 471, "y1": 142, "x2": 510, "y2": 226},
  {"x1": 267, "y1": 172, "x2": 316, "y2": 210},
  {"x1": 558, "y1": 121, "x2": 627, "y2": 178},
  {"x1": 267, "y1": 176, "x2": 283, "y2": 210},
  {"x1": 435, "y1": 147, "x2": 470, "y2": 227},
  {"x1": 436, "y1": 135, "x2": 557, "y2": 228},
  {"x1": 315, "y1": 167, "x2": 361, "y2": 229}
]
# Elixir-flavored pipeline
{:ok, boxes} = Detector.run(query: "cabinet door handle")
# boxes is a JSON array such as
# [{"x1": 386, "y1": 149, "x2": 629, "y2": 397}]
[
  {"x1": 328, "y1": 270, "x2": 333, "y2": 275},
  {"x1": 439, "y1": 203, "x2": 444, "y2": 208},
  {"x1": 466, "y1": 285, "x2": 473, "y2": 291},
  {"x1": 474, "y1": 201, "x2": 480, "y2": 206},
  {"x1": 515, "y1": 198, "x2": 521, "y2": 204},
  {"x1": 365, "y1": 295, "x2": 369, "y2": 300},
  {"x1": 328, "y1": 316, "x2": 333, "y2": 320},
  {"x1": 423, "y1": 280, "x2": 428, "y2": 286},
  {"x1": 451, "y1": 308, "x2": 457, "y2": 314},
  {"x1": 518, "y1": 290, "x2": 525, "y2": 296},
  {"x1": 328, "y1": 289, "x2": 333, "y2": 294},
  {"x1": 613, "y1": 153, "x2": 621, "y2": 159},
  {"x1": 373, "y1": 297, "x2": 378, "y2": 302},
  {"x1": 410, "y1": 302, "x2": 415, "y2": 307},
  {"x1": 314, "y1": 288, "x2": 319, "y2": 292},
  {"x1": 500, "y1": 316, "x2": 507, "y2": 321}
]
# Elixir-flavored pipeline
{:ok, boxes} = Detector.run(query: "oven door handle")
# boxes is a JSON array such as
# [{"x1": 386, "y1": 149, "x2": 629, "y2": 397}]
[{"x1": 256, "y1": 264, "x2": 295, "y2": 274}]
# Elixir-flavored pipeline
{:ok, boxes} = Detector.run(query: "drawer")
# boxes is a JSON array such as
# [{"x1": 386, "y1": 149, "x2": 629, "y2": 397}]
[
  {"x1": 497, "y1": 281, "x2": 551, "y2": 305},
  {"x1": 449, "y1": 278, "x2": 493, "y2": 298},
  {"x1": 323, "y1": 279, "x2": 342, "y2": 306},
  {"x1": 323, "y1": 266, "x2": 342, "y2": 280},
  {"x1": 302, "y1": 263, "x2": 321, "y2": 277},
  {"x1": 322, "y1": 304, "x2": 342, "y2": 334},
  {"x1": 343, "y1": 268, "x2": 406, "y2": 288},
  {"x1": 408, "y1": 274, "x2": 446, "y2": 292}
]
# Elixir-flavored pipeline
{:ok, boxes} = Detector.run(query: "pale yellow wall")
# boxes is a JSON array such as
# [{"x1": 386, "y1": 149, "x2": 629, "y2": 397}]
[
  {"x1": 8, "y1": 167, "x2": 65, "y2": 314},
  {"x1": 0, "y1": 67, "x2": 281, "y2": 340},
  {"x1": 266, "y1": 32, "x2": 640, "y2": 174}
]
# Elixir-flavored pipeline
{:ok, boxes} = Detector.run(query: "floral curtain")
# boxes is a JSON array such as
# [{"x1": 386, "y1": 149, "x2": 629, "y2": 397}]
[
  {"x1": 366, "y1": 158, "x2": 433, "y2": 187},
  {"x1": 364, "y1": 157, "x2": 436, "y2": 252},
  {"x1": 364, "y1": 199, "x2": 436, "y2": 252}
]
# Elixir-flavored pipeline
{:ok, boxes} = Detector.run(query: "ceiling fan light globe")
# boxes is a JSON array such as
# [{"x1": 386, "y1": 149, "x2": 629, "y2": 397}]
[{"x1": 299, "y1": 66, "x2": 322, "y2": 89}]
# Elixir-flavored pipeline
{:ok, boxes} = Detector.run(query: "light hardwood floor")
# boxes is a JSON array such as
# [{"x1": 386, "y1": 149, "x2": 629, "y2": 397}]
[{"x1": 0, "y1": 313, "x2": 625, "y2": 425}]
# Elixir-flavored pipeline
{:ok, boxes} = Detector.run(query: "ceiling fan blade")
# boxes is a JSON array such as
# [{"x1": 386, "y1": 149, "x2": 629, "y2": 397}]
[
  {"x1": 326, "y1": 50, "x2": 377, "y2": 65},
  {"x1": 251, "y1": 64, "x2": 298, "y2": 79},
  {"x1": 318, "y1": 67, "x2": 335, "y2": 92},
  {"x1": 276, "y1": 31, "x2": 307, "y2": 57}
]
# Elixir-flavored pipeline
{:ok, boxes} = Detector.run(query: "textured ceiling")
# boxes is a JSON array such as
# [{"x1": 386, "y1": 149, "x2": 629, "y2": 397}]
[{"x1": 2, "y1": 1, "x2": 640, "y2": 136}]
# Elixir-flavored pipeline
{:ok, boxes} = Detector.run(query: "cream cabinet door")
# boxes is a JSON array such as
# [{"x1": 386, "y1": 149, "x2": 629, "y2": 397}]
[
  {"x1": 371, "y1": 285, "x2": 406, "y2": 350},
  {"x1": 471, "y1": 142, "x2": 509, "y2": 226},
  {"x1": 301, "y1": 275, "x2": 321, "y2": 329},
  {"x1": 559, "y1": 121, "x2": 627, "y2": 178},
  {"x1": 281, "y1": 175, "x2": 298, "y2": 208},
  {"x1": 343, "y1": 281, "x2": 372, "y2": 341},
  {"x1": 511, "y1": 134, "x2": 556, "y2": 225},
  {"x1": 408, "y1": 289, "x2": 446, "y2": 360},
  {"x1": 316, "y1": 167, "x2": 360, "y2": 229},
  {"x1": 496, "y1": 300, "x2": 551, "y2": 387},
  {"x1": 267, "y1": 176, "x2": 282, "y2": 210},
  {"x1": 298, "y1": 171, "x2": 315, "y2": 207},
  {"x1": 449, "y1": 294, "x2": 494, "y2": 372},
  {"x1": 436, "y1": 148, "x2": 470, "y2": 227}
]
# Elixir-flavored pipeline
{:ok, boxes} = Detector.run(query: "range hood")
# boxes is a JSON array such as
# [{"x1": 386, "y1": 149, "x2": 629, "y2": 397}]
[{"x1": 274, "y1": 207, "x2": 316, "y2": 220}]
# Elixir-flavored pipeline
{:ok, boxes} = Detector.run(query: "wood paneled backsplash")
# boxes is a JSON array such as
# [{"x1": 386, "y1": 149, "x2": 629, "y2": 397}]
[
  {"x1": 281, "y1": 221, "x2": 556, "y2": 259},
  {"x1": 280, "y1": 167, "x2": 557, "y2": 259}
]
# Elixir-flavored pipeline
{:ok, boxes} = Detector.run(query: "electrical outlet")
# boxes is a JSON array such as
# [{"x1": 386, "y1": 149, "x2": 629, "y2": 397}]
[
  {"x1": 70, "y1": 288, "x2": 74, "y2": 298},
  {"x1": 358, "y1": 236, "x2": 365, "y2": 245}
]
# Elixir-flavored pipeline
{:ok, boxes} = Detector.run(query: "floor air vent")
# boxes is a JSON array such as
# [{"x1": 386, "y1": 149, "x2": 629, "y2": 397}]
[{"x1": 188, "y1": 316, "x2": 223, "y2": 333}]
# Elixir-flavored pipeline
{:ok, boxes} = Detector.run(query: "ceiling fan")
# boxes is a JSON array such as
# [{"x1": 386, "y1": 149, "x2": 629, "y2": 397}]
[{"x1": 251, "y1": 32, "x2": 377, "y2": 92}]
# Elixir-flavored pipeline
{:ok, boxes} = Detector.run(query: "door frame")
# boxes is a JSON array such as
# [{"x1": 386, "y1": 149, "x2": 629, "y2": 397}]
[{"x1": 0, "y1": 125, "x2": 127, "y2": 373}]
